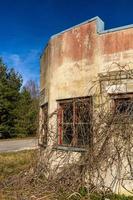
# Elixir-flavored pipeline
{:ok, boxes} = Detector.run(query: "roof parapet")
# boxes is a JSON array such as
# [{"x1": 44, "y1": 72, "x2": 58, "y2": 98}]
[
  {"x1": 40, "y1": 16, "x2": 133, "y2": 58},
  {"x1": 100, "y1": 23, "x2": 133, "y2": 34},
  {"x1": 50, "y1": 16, "x2": 133, "y2": 39},
  {"x1": 51, "y1": 16, "x2": 104, "y2": 39}
]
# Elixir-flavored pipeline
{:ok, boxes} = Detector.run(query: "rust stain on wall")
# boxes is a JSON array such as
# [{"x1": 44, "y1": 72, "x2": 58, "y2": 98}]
[
  {"x1": 50, "y1": 21, "x2": 97, "y2": 70},
  {"x1": 40, "y1": 17, "x2": 133, "y2": 98},
  {"x1": 101, "y1": 29, "x2": 133, "y2": 55}
]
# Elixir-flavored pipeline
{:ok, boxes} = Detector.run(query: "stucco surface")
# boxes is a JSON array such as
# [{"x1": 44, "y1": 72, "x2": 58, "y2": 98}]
[{"x1": 39, "y1": 17, "x2": 133, "y2": 195}]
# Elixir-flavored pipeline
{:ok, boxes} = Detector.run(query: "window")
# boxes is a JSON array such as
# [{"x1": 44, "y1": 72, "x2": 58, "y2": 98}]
[
  {"x1": 57, "y1": 97, "x2": 92, "y2": 148},
  {"x1": 111, "y1": 93, "x2": 133, "y2": 121},
  {"x1": 40, "y1": 103, "x2": 48, "y2": 144}
]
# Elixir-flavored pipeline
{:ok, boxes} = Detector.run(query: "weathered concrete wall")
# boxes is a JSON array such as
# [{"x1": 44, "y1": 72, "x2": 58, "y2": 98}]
[
  {"x1": 101, "y1": 29, "x2": 133, "y2": 54},
  {"x1": 99, "y1": 28, "x2": 133, "y2": 73},
  {"x1": 49, "y1": 21, "x2": 98, "y2": 109},
  {"x1": 40, "y1": 44, "x2": 50, "y2": 104},
  {"x1": 40, "y1": 18, "x2": 133, "y2": 109},
  {"x1": 39, "y1": 17, "x2": 133, "y2": 194}
]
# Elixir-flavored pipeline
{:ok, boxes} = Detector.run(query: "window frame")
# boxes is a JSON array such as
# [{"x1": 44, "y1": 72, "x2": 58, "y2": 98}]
[
  {"x1": 57, "y1": 96, "x2": 93, "y2": 148},
  {"x1": 40, "y1": 103, "x2": 48, "y2": 145}
]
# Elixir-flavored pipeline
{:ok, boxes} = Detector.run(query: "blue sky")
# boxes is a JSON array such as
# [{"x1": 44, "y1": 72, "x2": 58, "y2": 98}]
[{"x1": 1, "y1": 0, "x2": 133, "y2": 85}]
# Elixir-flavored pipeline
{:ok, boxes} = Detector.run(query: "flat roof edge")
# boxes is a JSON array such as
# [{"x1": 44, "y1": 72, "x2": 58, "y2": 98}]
[
  {"x1": 40, "y1": 17, "x2": 133, "y2": 58},
  {"x1": 50, "y1": 16, "x2": 133, "y2": 39},
  {"x1": 50, "y1": 16, "x2": 104, "y2": 39},
  {"x1": 99, "y1": 24, "x2": 133, "y2": 34},
  {"x1": 40, "y1": 16, "x2": 104, "y2": 58}
]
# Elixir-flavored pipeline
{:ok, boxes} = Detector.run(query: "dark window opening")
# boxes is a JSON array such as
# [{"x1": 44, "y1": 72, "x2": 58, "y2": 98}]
[
  {"x1": 57, "y1": 97, "x2": 92, "y2": 148},
  {"x1": 114, "y1": 98, "x2": 133, "y2": 115},
  {"x1": 111, "y1": 94, "x2": 133, "y2": 123},
  {"x1": 41, "y1": 103, "x2": 48, "y2": 144}
]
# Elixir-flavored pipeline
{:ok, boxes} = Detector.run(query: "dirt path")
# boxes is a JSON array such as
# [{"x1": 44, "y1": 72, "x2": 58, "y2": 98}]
[{"x1": 0, "y1": 138, "x2": 38, "y2": 152}]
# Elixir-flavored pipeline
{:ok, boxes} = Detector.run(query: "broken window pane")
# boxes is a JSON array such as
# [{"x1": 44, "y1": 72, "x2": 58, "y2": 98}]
[
  {"x1": 114, "y1": 98, "x2": 133, "y2": 116},
  {"x1": 76, "y1": 124, "x2": 91, "y2": 146},
  {"x1": 62, "y1": 102, "x2": 73, "y2": 123},
  {"x1": 76, "y1": 100, "x2": 91, "y2": 122},
  {"x1": 63, "y1": 124, "x2": 73, "y2": 145}
]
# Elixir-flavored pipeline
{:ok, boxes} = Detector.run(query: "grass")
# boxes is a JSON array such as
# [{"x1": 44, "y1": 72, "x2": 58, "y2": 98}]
[
  {"x1": 0, "y1": 150, "x2": 133, "y2": 200},
  {"x1": 0, "y1": 150, "x2": 36, "y2": 181},
  {"x1": 0, "y1": 150, "x2": 37, "y2": 200}
]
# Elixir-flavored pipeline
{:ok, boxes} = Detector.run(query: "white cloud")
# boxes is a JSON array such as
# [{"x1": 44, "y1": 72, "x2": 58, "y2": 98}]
[{"x1": 2, "y1": 49, "x2": 40, "y2": 85}]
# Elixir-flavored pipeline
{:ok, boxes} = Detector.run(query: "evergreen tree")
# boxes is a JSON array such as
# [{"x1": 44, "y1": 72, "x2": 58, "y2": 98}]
[
  {"x1": 0, "y1": 58, "x2": 22, "y2": 138},
  {"x1": 14, "y1": 87, "x2": 37, "y2": 137},
  {"x1": 0, "y1": 58, "x2": 39, "y2": 138}
]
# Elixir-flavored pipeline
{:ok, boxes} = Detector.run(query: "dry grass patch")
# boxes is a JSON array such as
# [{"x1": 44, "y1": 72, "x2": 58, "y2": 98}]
[
  {"x1": 0, "y1": 150, "x2": 36, "y2": 182},
  {"x1": 0, "y1": 150, "x2": 37, "y2": 200},
  {"x1": 0, "y1": 150, "x2": 133, "y2": 200}
]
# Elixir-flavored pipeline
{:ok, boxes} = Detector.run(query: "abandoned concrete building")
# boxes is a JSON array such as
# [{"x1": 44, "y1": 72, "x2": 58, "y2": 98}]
[{"x1": 39, "y1": 17, "x2": 133, "y2": 194}]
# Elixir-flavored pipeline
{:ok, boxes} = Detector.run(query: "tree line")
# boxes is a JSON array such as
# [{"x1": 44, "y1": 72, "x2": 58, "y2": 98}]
[{"x1": 0, "y1": 58, "x2": 39, "y2": 138}]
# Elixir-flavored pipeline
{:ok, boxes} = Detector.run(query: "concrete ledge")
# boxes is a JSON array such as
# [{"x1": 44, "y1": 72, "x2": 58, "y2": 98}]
[{"x1": 53, "y1": 145, "x2": 87, "y2": 152}]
